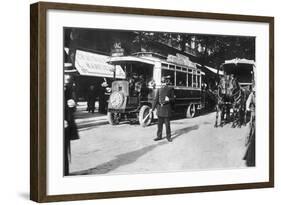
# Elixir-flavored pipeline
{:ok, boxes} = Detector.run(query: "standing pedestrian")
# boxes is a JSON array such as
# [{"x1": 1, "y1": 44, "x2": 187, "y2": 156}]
[
  {"x1": 99, "y1": 79, "x2": 108, "y2": 114},
  {"x1": 87, "y1": 85, "x2": 98, "y2": 113},
  {"x1": 64, "y1": 75, "x2": 79, "y2": 175},
  {"x1": 151, "y1": 76, "x2": 175, "y2": 142},
  {"x1": 243, "y1": 87, "x2": 256, "y2": 166}
]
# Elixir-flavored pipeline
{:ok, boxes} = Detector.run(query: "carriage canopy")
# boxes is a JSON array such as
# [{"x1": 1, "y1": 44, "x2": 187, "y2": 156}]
[{"x1": 221, "y1": 58, "x2": 255, "y2": 87}]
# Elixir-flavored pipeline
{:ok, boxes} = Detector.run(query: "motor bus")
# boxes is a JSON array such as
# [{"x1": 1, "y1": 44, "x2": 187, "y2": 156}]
[{"x1": 106, "y1": 52, "x2": 215, "y2": 126}]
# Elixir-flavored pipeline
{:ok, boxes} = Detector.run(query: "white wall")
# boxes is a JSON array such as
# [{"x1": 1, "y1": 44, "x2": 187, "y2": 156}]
[{"x1": 0, "y1": 0, "x2": 279, "y2": 204}]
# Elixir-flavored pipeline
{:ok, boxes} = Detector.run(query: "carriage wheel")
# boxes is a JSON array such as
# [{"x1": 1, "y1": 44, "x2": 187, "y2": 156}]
[
  {"x1": 139, "y1": 105, "x2": 153, "y2": 127},
  {"x1": 107, "y1": 111, "x2": 120, "y2": 125},
  {"x1": 186, "y1": 103, "x2": 197, "y2": 118}
]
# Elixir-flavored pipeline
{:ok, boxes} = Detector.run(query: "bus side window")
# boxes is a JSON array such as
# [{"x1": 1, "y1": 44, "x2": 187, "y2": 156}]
[
  {"x1": 187, "y1": 73, "x2": 192, "y2": 87},
  {"x1": 197, "y1": 75, "x2": 201, "y2": 88},
  {"x1": 176, "y1": 71, "x2": 187, "y2": 86},
  {"x1": 193, "y1": 74, "x2": 197, "y2": 87},
  {"x1": 161, "y1": 69, "x2": 175, "y2": 86}
]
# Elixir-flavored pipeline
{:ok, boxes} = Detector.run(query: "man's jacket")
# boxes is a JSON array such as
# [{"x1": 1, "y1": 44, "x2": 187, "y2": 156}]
[{"x1": 152, "y1": 85, "x2": 175, "y2": 117}]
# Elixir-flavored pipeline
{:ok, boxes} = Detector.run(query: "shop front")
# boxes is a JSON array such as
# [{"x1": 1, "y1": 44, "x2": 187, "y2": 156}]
[{"x1": 67, "y1": 49, "x2": 126, "y2": 113}]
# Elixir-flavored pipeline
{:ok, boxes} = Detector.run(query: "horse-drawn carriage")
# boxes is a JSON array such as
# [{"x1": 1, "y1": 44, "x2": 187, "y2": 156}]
[{"x1": 214, "y1": 58, "x2": 255, "y2": 127}]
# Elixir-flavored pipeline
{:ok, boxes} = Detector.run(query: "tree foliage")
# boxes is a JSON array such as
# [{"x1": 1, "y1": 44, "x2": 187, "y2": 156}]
[
  {"x1": 196, "y1": 35, "x2": 255, "y2": 68},
  {"x1": 132, "y1": 31, "x2": 255, "y2": 68}
]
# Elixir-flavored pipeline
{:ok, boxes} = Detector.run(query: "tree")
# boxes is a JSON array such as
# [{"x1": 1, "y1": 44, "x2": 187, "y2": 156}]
[
  {"x1": 196, "y1": 35, "x2": 255, "y2": 68},
  {"x1": 131, "y1": 31, "x2": 255, "y2": 69},
  {"x1": 132, "y1": 31, "x2": 193, "y2": 53}
]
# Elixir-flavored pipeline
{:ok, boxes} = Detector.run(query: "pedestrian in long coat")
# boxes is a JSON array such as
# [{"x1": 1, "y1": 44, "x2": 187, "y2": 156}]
[
  {"x1": 99, "y1": 81, "x2": 108, "y2": 114},
  {"x1": 87, "y1": 85, "x2": 99, "y2": 113},
  {"x1": 243, "y1": 89, "x2": 256, "y2": 166},
  {"x1": 152, "y1": 77, "x2": 175, "y2": 142},
  {"x1": 64, "y1": 82, "x2": 79, "y2": 175}
]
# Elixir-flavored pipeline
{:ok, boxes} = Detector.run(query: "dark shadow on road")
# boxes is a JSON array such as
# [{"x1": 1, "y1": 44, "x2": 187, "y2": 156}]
[
  {"x1": 198, "y1": 109, "x2": 216, "y2": 117},
  {"x1": 70, "y1": 144, "x2": 159, "y2": 175},
  {"x1": 171, "y1": 125, "x2": 199, "y2": 141},
  {"x1": 170, "y1": 110, "x2": 215, "y2": 121},
  {"x1": 70, "y1": 124, "x2": 198, "y2": 176}
]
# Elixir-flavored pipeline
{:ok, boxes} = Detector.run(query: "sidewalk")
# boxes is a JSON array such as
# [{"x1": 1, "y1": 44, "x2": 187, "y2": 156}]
[{"x1": 74, "y1": 102, "x2": 108, "y2": 131}]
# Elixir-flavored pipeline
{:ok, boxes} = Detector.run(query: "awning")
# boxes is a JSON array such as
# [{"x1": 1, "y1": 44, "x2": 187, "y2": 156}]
[
  {"x1": 75, "y1": 50, "x2": 125, "y2": 79},
  {"x1": 205, "y1": 65, "x2": 223, "y2": 75},
  {"x1": 222, "y1": 58, "x2": 255, "y2": 75},
  {"x1": 224, "y1": 58, "x2": 255, "y2": 66},
  {"x1": 196, "y1": 64, "x2": 223, "y2": 76}
]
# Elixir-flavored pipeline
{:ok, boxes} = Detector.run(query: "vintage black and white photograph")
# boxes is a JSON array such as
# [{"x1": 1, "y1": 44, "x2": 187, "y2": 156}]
[{"x1": 63, "y1": 27, "x2": 256, "y2": 176}]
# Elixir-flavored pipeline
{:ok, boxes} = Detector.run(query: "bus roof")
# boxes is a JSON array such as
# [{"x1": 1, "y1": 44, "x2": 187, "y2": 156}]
[
  {"x1": 107, "y1": 53, "x2": 199, "y2": 70},
  {"x1": 107, "y1": 56, "x2": 156, "y2": 65}
]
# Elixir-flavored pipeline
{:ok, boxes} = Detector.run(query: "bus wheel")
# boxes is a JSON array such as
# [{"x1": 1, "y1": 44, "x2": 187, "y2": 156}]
[
  {"x1": 186, "y1": 103, "x2": 197, "y2": 118},
  {"x1": 107, "y1": 112, "x2": 120, "y2": 125},
  {"x1": 139, "y1": 105, "x2": 153, "y2": 127}
]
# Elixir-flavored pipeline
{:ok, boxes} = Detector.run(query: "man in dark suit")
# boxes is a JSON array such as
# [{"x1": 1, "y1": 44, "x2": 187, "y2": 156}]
[{"x1": 152, "y1": 76, "x2": 175, "y2": 142}]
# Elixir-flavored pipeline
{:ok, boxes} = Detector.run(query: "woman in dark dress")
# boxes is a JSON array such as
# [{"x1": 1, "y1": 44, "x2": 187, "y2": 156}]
[
  {"x1": 64, "y1": 76, "x2": 79, "y2": 175},
  {"x1": 243, "y1": 90, "x2": 255, "y2": 167}
]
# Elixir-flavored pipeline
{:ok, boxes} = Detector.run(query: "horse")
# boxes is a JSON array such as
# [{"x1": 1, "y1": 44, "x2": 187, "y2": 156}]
[
  {"x1": 214, "y1": 74, "x2": 246, "y2": 128},
  {"x1": 231, "y1": 84, "x2": 248, "y2": 127}
]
